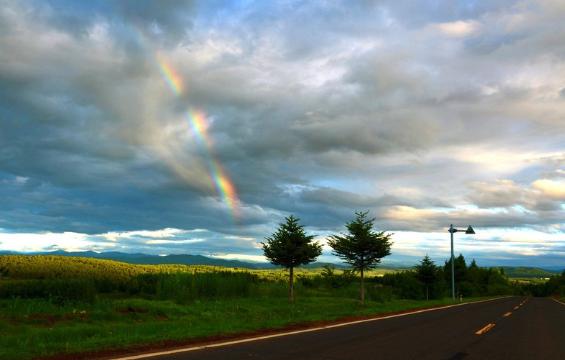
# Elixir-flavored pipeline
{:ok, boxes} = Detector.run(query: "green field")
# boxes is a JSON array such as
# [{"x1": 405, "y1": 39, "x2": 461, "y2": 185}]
[
  {"x1": 0, "y1": 255, "x2": 526, "y2": 359},
  {"x1": 502, "y1": 267, "x2": 557, "y2": 279},
  {"x1": 0, "y1": 255, "x2": 393, "y2": 282}
]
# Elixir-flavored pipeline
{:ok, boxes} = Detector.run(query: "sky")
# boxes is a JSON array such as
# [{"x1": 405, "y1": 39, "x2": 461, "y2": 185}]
[{"x1": 0, "y1": 0, "x2": 564, "y2": 267}]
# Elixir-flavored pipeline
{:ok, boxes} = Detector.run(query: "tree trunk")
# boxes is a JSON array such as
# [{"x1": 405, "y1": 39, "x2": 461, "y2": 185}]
[
  {"x1": 360, "y1": 267, "x2": 365, "y2": 305},
  {"x1": 426, "y1": 285, "x2": 429, "y2": 301},
  {"x1": 289, "y1": 266, "x2": 294, "y2": 302}
]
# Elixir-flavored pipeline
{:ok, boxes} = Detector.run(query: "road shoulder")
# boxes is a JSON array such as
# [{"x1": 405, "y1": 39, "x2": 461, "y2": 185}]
[{"x1": 103, "y1": 297, "x2": 510, "y2": 360}]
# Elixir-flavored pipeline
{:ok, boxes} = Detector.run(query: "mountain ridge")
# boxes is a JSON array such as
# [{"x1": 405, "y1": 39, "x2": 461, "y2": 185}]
[{"x1": 0, "y1": 250, "x2": 562, "y2": 274}]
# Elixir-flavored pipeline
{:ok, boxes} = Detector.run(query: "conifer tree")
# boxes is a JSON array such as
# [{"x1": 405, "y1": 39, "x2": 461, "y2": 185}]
[
  {"x1": 262, "y1": 215, "x2": 322, "y2": 302},
  {"x1": 416, "y1": 255, "x2": 438, "y2": 300},
  {"x1": 328, "y1": 211, "x2": 392, "y2": 304}
]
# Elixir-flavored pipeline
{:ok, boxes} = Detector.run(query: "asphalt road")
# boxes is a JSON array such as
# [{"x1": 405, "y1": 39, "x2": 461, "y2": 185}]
[{"x1": 123, "y1": 297, "x2": 565, "y2": 360}]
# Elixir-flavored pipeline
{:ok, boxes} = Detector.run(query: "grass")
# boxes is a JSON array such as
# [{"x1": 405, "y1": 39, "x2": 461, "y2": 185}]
[{"x1": 0, "y1": 296, "x2": 490, "y2": 360}]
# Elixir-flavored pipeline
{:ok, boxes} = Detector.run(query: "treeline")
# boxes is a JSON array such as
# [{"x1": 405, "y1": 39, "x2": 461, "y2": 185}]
[
  {"x1": 522, "y1": 271, "x2": 565, "y2": 297},
  {"x1": 377, "y1": 254, "x2": 513, "y2": 300}
]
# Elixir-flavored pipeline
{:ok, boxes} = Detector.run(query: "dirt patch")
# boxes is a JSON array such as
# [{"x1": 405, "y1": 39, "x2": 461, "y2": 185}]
[
  {"x1": 63, "y1": 310, "x2": 88, "y2": 321},
  {"x1": 27, "y1": 313, "x2": 61, "y2": 327},
  {"x1": 116, "y1": 306, "x2": 149, "y2": 315},
  {"x1": 9, "y1": 310, "x2": 89, "y2": 327}
]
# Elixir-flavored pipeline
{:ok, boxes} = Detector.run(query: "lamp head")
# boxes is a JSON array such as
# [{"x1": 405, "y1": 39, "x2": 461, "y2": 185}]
[{"x1": 465, "y1": 225, "x2": 475, "y2": 234}]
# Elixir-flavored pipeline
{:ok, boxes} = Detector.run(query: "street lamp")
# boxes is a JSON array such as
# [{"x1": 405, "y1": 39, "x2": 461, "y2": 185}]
[{"x1": 448, "y1": 224, "x2": 475, "y2": 301}]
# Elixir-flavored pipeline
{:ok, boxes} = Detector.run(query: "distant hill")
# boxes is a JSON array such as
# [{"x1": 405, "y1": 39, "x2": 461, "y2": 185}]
[
  {"x1": 0, "y1": 250, "x2": 269, "y2": 269},
  {"x1": 0, "y1": 250, "x2": 350, "y2": 270},
  {"x1": 538, "y1": 266, "x2": 565, "y2": 273},
  {"x1": 0, "y1": 251, "x2": 560, "y2": 274},
  {"x1": 501, "y1": 266, "x2": 559, "y2": 278}
]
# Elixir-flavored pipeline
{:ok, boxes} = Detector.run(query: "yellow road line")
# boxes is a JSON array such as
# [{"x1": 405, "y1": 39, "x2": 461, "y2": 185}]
[
  {"x1": 475, "y1": 323, "x2": 496, "y2": 335},
  {"x1": 513, "y1": 306, "x2": 519, "y2": 310},
  {"x1": 503, "y1": 312, "x2": 512, "y2": 317}
]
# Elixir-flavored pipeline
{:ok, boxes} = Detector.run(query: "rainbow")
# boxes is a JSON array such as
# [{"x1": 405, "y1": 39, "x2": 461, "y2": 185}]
[
  {"x1": 122, "y1": 27, "x2": 241, "y2": 219},
  {"x1": 156, "y1": 53, "x2": 184, "y2": 95},
  {"x1": 188, "y1": 111, "x2": 240, "y2": 218},
  {"x1": 153, "y1": 52, "x2": 240, "y2": 220}
]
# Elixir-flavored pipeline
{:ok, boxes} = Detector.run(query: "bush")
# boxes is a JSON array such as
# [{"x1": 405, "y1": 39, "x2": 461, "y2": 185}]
[
  {"x1": 319, "y1": 267, "x2": 357, "y2": 289},
  {"x1": 380, "y1": 272, "x2": 424, "y2": 299},
  {"x1": 0, "y1": 279, "x2": 96, "y2": 303},
  {"x1": 366, "y1": 284, "x2": 394, "y2": 302},
  {"x1": 128, "y1": 272, "x2": 260, "y2": 303}
]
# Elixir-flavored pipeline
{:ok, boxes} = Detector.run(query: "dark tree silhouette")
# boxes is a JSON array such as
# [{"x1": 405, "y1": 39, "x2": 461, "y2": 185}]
[
  {"x1": 444, "y1": 254, "x2": 468, "y2": 296},
  {"x1": 416, "y1": 255, "x2": 438, "y2": 300},
  {"x1": 328, "y1": 211, "x2": 393, "y2": 304},
  {"x1": 262, "y1": 215, "x2": 322, "y2": 302}
]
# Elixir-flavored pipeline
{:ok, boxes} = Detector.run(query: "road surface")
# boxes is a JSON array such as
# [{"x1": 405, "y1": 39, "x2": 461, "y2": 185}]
[{"x1": 118, "y1": 297, "x2": 565, "y2": 360}]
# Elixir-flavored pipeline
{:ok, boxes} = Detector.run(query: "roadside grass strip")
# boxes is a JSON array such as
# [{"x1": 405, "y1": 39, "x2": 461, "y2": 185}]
[{"x1": 113, "y1": 297, "x2": 510, "y2": 360}]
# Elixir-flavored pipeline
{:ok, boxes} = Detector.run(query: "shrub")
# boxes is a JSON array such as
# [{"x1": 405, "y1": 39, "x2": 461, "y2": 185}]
[{"x1": 0, "y1": 279, "x2": 96, "y2": 303}]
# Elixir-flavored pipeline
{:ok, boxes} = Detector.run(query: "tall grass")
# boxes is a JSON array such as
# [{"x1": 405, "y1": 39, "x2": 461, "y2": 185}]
[
  {"x1": 131, "y1": 272, "x2": 264, "y2": 302},
  {"x1": 0, "y1": 267, "x2": 396, "y2": 304}
]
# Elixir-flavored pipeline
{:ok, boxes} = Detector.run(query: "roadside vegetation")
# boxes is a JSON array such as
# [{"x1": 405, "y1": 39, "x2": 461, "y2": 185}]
[
  {"x1": 520, "y1": 270, "x2": 565, "y2": 298},
  {"x1": 380, "y1": 255, "x2": 515, "y2": 300}
]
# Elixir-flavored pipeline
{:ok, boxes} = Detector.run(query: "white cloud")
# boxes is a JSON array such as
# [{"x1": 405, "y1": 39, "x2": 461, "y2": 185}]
[
  {"x1": 433, "y1": 20, "x2": 481, "y2": 37},
  {"x1": 0, "y1": 231, "x2": 115, "y2": 252},
  {"x1": 102, "y1": 228, "x2": 189, "y2": 241},
  {"x1": 145, "y1": 239, "x2": 205, "y2": 245},
  {"x1": 210, "y1": 253, "x2": 267, "y2": 263},
  {"x1": 532, "y1": 179, "x2": 565, "y2": 200}
]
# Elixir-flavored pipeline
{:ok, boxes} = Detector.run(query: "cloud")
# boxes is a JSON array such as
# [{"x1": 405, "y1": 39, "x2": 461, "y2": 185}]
[
  {"x1": 0, "y1": 0, "x2": 563, "y2": 265},
  {"x1": 467, "y1": 180, "x2": 525, "y2": 208},
  {"x1": 467, "y1": 177, "x2": 564, "y2": 212},
  {"x1": 433, "y1": 20, "x2": 481, "y2": 37},
  {"x1": 532, "y1": 179, "x2": 565, "y2": 200}
]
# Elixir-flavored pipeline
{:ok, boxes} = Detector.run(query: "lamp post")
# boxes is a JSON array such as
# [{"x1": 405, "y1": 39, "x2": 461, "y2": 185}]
[{"x1": 448, "y1": 224, "x2": 475, "y2": 301}]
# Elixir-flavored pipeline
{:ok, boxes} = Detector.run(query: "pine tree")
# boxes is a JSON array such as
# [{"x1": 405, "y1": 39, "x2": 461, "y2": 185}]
[
  {"x1": 445, "y1": 254, "x2": 468, "y2": 296},
  {"x1": 328, "y1": 211, "x2": 393, "y2": 304},
  {"x1": 415, "y1": 255, "x2": 437, "y2": 300},
  {"x1": 262, "y1": 215, "x2": 322, "y2": 302}
]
